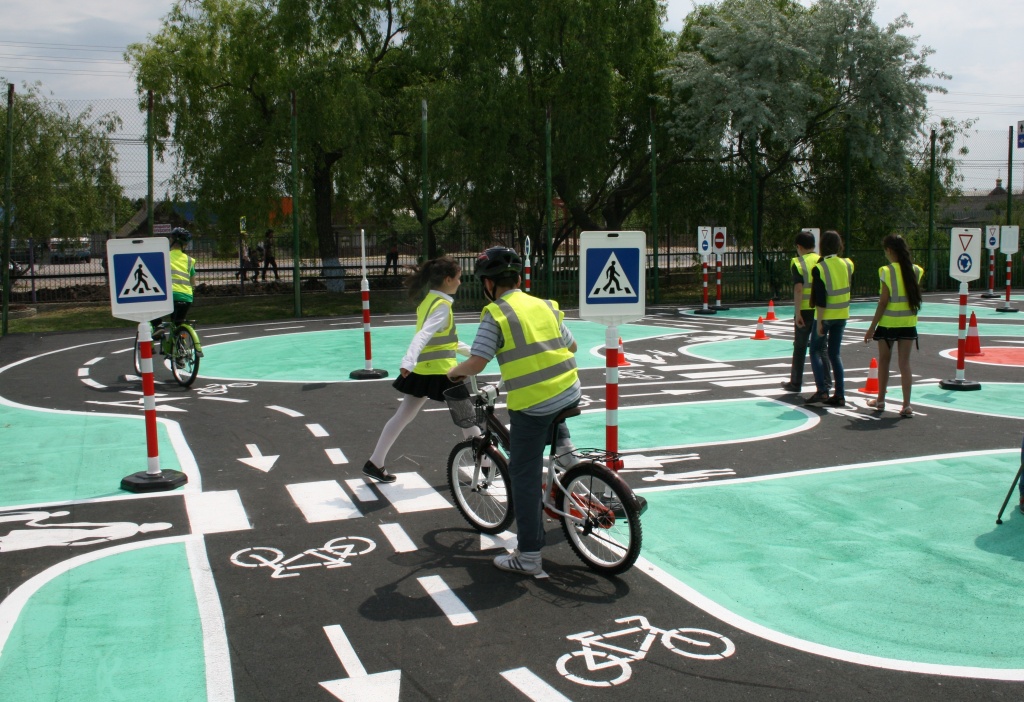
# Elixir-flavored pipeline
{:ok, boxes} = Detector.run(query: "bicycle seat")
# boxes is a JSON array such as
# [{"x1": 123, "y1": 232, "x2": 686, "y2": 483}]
[{"x1": 554, "y1": 406, "x2": 581, "y2": 424}]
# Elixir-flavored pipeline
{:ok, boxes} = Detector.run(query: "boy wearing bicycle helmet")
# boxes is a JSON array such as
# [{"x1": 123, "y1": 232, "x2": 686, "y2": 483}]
[
  {"x1": 447, "y1": 246, "x2": 580, "y2": 576},
  {"x1": 152, "y1": 227, "x2": 197, "y2": 334}
]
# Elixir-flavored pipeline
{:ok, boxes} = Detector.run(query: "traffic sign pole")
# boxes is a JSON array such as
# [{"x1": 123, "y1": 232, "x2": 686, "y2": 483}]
[
  {"x1": 350, "y1": 229, "x2": 389, "y2": 379},
  {"x1": 996, "y1": 255, "x2": 1017, "y2": 312},
  {"x1": 693, "y1": 227, "x2": 715, "y2": 315},
  {"x1": 604, "y1": 326, "x2": 622, "y2": 470},
  {"x1": 939, "y1": 228, "x2": 981, "y2": 391},
  {"x1": 982, "y1": 225, "x2": 1000, "y2": 298},
  {"x1": 996, "y1": 225, "x2": 1019, "y2": 313},
  {"x1": 524, "y1": 236, "x2": 532, "y2": 294},
  {"x1": 711, "y1": 227, "x2": 728, "y2": 310}
]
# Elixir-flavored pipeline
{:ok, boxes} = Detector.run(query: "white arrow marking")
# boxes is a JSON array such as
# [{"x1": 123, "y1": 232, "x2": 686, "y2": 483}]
[
  {"x1": 319, "y1": 625, "x2": 402, "y2": 702},
  {"x1": 238, "y1": 444, "x2": 278, "y2": 472}
]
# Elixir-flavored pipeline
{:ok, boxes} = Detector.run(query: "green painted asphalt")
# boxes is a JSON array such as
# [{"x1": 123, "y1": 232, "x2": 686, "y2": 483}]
[
  {"x1": 569, "y1": 398, "x2": 816, "y2": 451},
  {"x1": 0, "y1": 542, "x2": 206, "y2": 701},
  {"x1": 684, "y1": 338, "x2": 794, "y2": 362},
  {"x1": 639, "y1": 450, "x2": 1024, "y2": 670},
  {"x1": 0, "y1": 402, "x2": 186, "y2": 509},
  {"x1": 686, "y1": 301, "x2": 1023, "y2": 322},
  {"x1": 886, "y1": 383, "x2": 1024, "y2": 420},
  {"x1": 199, "y1": 321, "x2": 690, "y2": 382}
]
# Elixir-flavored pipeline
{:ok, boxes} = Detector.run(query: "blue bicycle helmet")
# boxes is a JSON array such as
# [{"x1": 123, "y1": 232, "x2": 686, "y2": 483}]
[{"x1": 170, "y1": 227, "x2": 192, "y2": 246}]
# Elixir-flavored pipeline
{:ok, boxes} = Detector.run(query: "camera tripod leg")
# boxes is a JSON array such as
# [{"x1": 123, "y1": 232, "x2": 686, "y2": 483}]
[{"x1": 995, "y1": 464, "x2": 1024, "y2": 525}]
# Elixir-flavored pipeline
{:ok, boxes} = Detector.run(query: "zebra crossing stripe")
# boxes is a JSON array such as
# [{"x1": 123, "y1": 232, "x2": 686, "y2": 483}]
[
  {"x1": 417, "y1": 575, "x2": 476, "y2": 626},
  {"x1": 286, "y1": 480, "x2": 362, "y2": 522},
  {"x1": 379, "y1": 523, "x2": 418, "y2": 553},
  {"x1": 374, "y1": 473, "x2": 453, "y2": 513},
  {"x1": 185, "y1": 490, "x2": 252, "y2": 534}
]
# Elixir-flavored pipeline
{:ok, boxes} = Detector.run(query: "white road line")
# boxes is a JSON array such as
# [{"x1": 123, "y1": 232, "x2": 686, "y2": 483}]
[
  {"x1": 307, "y1": 423, "x2": 329, "y2": 437},
  {"x1": 201, "y1": 397, "x2": 248, "y2": 403},
  {"x1": 746, "y1": 388, "x2": 789, "y2": 396},
  {"x1": 345, "y1": 478, "x2": 378, "y2": 502},
  {"x1": 203, "y1": 332, "x2": 240, "y2": 338},
  {"x1": 85, "y1": 357, "x2": 102, "y2": 366},
  {"x1": 713, "y1": 377, "x2": 789, "y2": 387},
  {"x1": 417, "y1": 575, "x2": 477, "y2": 626},
  {"x1": 323, "y1": 624, "x2": 367, "y2": 677},
  {"x1": 80, "y1": 378, "x2": 105, "y2": 389},
  {"x1": 681, "y1": 369, "x2": 764, "y2": 379},
  {"x1": 266, "y1": 325, "x2": 305, "y2": 331},
  {"x1": 286, "y1": 481, "x2": 362, "y2": 522},
  {"x1": 77, "y1": 367, "x2": 89, "y2": 377},
  {"x1": 657, "y1": 362, "x2": 732, "y2": 371},
  {"x1": 501, "y1": 668, "x2": 574, "y2": 702},
  {"x1": 267, "y1": 405, "x2": 304, "y2": 417},
  {"x1": 375, "y1": 473, "x2": 452, "y2": 513},
  {"x1": 185, "y1": 490, "x2": 252, "y2": 534},
  {"x1": 325, "y1": 448, "x2": 348, "y2": 465},
  {"x1": 378, "y1": 523, "x2": 418, "y2": 552}
]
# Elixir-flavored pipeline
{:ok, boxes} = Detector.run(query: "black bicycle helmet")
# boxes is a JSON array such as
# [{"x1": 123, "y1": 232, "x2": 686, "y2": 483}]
[
  {"x1": 170, "y1": 227, "x2": 192, "y2": 245},
  {"x1": 474, "y1": 246, "x2": 522, "y2": 280}
]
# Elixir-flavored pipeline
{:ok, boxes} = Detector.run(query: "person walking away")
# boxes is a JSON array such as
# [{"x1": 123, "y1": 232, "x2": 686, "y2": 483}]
[
  {"x1": 782, "y1": 230, "x2": 830, "y2": 394},
  {"x1": 807, "y1": 230, "x2": 853, "y2": 407},
  {"x1": 447, "y1": 247, "x2": 580, "y2": 577},
  {"x1": 862, "y1": 234, "x2": 923, "y2": 417},
  {"x1": 363, "y1": 257, "x2": 474, "y2": 483},
  {"x1": 151, "y1": 228, "x2": 197, "y2": 343},
  {"x1": 262, "y1": 229, "x2": 279, "y2": 281},
  {"x1": 385, "y1": 241, "x2": 400, "y2": 276}
]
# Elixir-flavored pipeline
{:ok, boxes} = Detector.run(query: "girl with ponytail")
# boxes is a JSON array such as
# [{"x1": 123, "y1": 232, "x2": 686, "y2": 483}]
[
  {"x1": 863, "y1": 235, "x2": 924, "y2": 417},
  {"x1": 362, "y1": 256, "x2": 476, "y2": 483}
]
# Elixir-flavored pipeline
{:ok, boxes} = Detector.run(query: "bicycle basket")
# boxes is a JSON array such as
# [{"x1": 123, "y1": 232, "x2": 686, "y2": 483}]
[{"x1": 443, "y1": 383, "x2": 484, "y2": 428}]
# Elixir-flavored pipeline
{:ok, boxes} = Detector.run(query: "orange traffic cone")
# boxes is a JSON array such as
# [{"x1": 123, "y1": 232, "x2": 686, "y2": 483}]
[
  {"x1": 750, "y1": 317, "x2": 770, "y2": 340},
  {"x1": 765, "y1": 299, "x2": 778, "y2": 321},
  {"x1": 616, "y1": 337, "x2": 631, "y2": 366},
  {"x1": 859, "y1": 357, "x2": 879, "y2": 394},
  {"x1": 965, "y1": 311, "x2": 984, "y2": 356}
]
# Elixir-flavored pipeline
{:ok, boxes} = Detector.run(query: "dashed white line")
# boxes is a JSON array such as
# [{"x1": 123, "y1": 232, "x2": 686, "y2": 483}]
[
  {"x1": 378, "y1": 523, "x2": 418, "y2": 553},
  {"x1": 267, "y1": 405, "x2": 304, "y2": 417},
  {"x1": 417, "y1": 575, "x2": 477, "y2": 626},
  {"x1": 345, "y1": 478, "x2": 378, "y2": 502},
  {"x1": 306, "y1": 423, "x2": 329, "y2": 437},
  {"x1": 185, "y1": 490, "x2": 252, "y2": 534},
  {"x1": 286, "y1": 481, "x2": 361, "y2": 522},
  {"x1": 326, "y1": 448, "x2": 348, "y2": 465},
  {"x1": 501, "y1": 668, "x2": 574, "y2": 701}
]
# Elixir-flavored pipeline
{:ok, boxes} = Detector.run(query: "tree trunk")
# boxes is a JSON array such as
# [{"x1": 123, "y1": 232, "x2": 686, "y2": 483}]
[{"x1": 312, "y1": 154, "x2": 344, "y2": 292}]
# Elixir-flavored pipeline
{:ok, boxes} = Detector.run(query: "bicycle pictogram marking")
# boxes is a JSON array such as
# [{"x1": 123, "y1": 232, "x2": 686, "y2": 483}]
[
  {"x1": 196, "y1": 382, "x2": 257, "y2": 396},
  {"x1": 555, "y1": 615, "x2": 735, "y2": 687},
  {"x1": 230, "y1": 536, "x2": 376, "y2": 579}
]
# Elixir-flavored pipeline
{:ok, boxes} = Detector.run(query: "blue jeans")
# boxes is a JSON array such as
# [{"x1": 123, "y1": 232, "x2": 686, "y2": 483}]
[
  {"x1": 810, "y1": 319, "x2": 846, "y2": 396},
  {"x1": 507, "y1": 405, "x2": 575, "y2": 553},
  {"x1": 790, "y1": 310, "x2": 830, "y2": 390}
]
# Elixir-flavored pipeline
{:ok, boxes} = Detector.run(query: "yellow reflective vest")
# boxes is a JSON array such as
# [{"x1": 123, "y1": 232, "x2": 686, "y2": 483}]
[
  {"x1": 816, "y1": 255, "x2": 854, "y2": 320},
  {"x1": 484, "y1": 290, "x2": 578, "y2": 412},
  {"x1": 412, "y1": 292, "x2": 458, "y2": 375},
  {"x1": 170, "y1": 249, "x2": 195, "y2": 302},
  {"x1": 879, "y1": 262, "x2": 924, "y2": 328},
  {"x1": 791, "y1": 252, "x2": 821, "y2": 311}
]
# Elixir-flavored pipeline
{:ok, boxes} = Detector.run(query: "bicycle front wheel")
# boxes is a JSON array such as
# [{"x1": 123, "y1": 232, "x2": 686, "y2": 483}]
[
  {"x1": 558, "y1": 462, "x2": 642, "y2": 576},
  {"x1": 172, "y1": 326, "x2": 200, "y2": 387},
  {"x1": 447, "y1": 438, "x2": 514, "y2": 534}
]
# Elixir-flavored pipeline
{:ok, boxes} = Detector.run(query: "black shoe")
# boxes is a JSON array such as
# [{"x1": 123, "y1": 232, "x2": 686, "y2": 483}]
[
  {"x1": 781, "y1": 381, "x2": 801, "y2": 393},
  {"x1": 825, "y1": 395, "x2": 847, "y2": 407},
  {"x1": 362, "y1": 460, "x2": 396, "y2": 484},
  {"x1": 804, "y1": 391, "x2": 829, "y2": 406}
]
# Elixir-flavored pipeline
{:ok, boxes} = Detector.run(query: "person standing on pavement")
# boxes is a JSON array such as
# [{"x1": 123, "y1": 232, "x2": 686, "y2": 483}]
[
  {"x1": 783, "y1": 230, "x2": 830, "y2": 394},
  {"x1": 362, "y1": 256, "x2": 472, "y2": 483},
  {"x1": 262, "y1": 229, "x2": 279, "y2": 281},
  {"x1": 447, "y1": 247, "x2": 580, "y2": 577},
  {"x1": 862, "y1": 234, "x2": 923, "y2": 417},
  {"x1": 808, "y1": 230, "x2": 854, "y2": 407}
]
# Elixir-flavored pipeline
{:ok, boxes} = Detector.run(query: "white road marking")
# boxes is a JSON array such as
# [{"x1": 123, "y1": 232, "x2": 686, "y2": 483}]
[
  {"x1": 307, "y1": 423, "x2": 329, "y2": 437},
  {"x1": 326, "y1": 448, "x2": 349, "y2": 465},
  {"x1": 417, "y1": 575, "x2": 477, "y2": 626},
  {"x1": 681, "y1": 369, "x2": 763, "y2": 379},
  {"x1": 378, "y1": 523, "x2": 417, "y2": 552},
  {"x1": 346, "y1": 479, "x2": 378, "y2": 502},
  {"x1": 287, "y1": 481, "x2": 362, "y2": 522},
  {"x1": 481, "y1": 531, "x2": 517, "y2": 551},
  {"x1": 501, "y1": 668, "x2": 574, "y2": 701},
  {"x1": 200, "y1": 396, "x2": 248, "y2": 403},
  {"x1": 84, "y1": 357, "x2": 102, "y2": 366},
  {"x1": 185, "y1": 490, "x2": 251, "y2": 534},
  {"x1": 374, "y1": 473, "x2": 452, "y2": 513},
  {"x1": 657, "y1": 362, "x2": 731, "y2": 371},
  {"x1": 713, "y1": 377, "x2": 789, "y2": 387},
  {"x1": 267, "y1": 405, "x2": 304, "y2": 417},
  {"x1": 81, "y1": 378, "x2": 105, "y2": 389}
]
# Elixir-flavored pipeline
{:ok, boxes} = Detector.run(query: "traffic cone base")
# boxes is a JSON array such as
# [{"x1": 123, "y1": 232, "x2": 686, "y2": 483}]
[
  {"x1": 750, "y1": 317, "x2": 770, "y2": 340},
  {"x1": 859, "y1": 357, "x2": 879, "y2": 394},
  {"x1": 616, "y1": 337, "x2": 630, "y2": 366},
  {"x1": 965, "y1": 311, "x2": 984, "y2": 356},
  {"x1": 765, "y1": 300, "x2": 778, "y2": 321}
]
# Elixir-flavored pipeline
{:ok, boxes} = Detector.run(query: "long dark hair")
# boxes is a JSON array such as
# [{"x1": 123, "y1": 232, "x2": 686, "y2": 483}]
[
  {"x1": 404, "y1": 256, "x2": 461, "y2": 299},
  {"x1": 882, "y1": 234, "x2": 922, "y2": 312},
  {"x1": 819, "y1": 230, "x2": 844, "y2": 256}
]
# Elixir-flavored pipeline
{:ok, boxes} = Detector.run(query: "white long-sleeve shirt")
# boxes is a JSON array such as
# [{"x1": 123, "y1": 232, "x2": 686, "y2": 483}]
[{"x1": 400, "y1": 290, "x2": 470, "y2": 372}]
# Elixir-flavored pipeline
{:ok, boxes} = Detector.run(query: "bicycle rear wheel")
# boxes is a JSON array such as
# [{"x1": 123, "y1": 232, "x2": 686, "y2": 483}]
[
  {"x1": 171, "y1": 326, "x2": 200, "y2": 387},
  {"x1": 133, "y1": 332, "x2": 161, "y2": 377},
  {"x1": 558, "y1": 462, "x2": 642, "y2": 575},
  {"x1": 447, "y1": 438, "x2": 514, "y2": 534}
]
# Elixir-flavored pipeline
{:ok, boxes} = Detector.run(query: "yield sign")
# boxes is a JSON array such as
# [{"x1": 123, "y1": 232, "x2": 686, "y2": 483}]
[{"x1": 958, "y1": 232, "x2": 974, "y2": 252}]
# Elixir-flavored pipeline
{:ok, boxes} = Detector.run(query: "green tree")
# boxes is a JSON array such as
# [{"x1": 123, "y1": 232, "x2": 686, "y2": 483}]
[{"x1": 0, "y1": 81, "x2": 124, "y2": 245}]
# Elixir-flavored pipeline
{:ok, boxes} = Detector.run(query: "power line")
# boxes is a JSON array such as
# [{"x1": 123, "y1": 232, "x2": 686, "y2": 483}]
[{"x1": 0, "y1": 40, "x2": 127, "y2": 52}]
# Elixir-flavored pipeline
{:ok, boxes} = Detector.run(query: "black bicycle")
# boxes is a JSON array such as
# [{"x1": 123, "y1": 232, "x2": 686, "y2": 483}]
[{"x1": 443, "y1": 379, "x2": 646, "y2": 576}]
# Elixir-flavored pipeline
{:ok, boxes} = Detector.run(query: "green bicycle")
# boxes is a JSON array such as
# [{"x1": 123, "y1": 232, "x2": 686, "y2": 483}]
[{"x1": 133, "y1": 320, "x2": 204, "y2": 388}]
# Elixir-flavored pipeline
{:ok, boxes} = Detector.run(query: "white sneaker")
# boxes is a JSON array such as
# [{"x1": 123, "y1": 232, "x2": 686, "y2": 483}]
[
  {"x1": 493, "y1": 550, "x2": 544, "y2": 576},
  {"x1": 553, "y1": 445, "x2": 579, "y2": 469}
]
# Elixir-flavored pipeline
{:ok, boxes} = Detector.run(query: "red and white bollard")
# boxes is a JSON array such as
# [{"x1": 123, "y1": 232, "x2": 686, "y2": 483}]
[
  {"x1": 939, "y1": 282, "x2": 981, "y2": 391},
  {"x1": 350, "y1": 229, "x2": 389, "y2": 379},
  {"x1": 981, "y1": 249, "x2": 999, "y2": 298},
  {"x1": 995, "y1": 255, "x2": 1018, "y2": 313},
  {"x1": 605, "y1": 326, "x2": 623, "y2": 470},
  {"x1": 694, "y1": 257, "x2": 715, "y2": 315},
  {"x1": 120, "y1": 321, "x2": 188, "y2": 492}
]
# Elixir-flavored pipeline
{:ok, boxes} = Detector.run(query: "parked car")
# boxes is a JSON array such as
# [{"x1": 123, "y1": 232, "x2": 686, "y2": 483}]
[{"x1": 49, "y1": 237, "x2": 92, "y2": 264}]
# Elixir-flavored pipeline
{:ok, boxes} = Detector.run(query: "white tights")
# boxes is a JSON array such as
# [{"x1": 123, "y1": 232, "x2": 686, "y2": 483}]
[{"x1": 369, "y1": 396, "x2": 479, "y2": 468}]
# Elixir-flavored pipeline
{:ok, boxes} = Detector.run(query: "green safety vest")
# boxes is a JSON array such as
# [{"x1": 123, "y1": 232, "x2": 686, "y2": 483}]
[
  {"x1": 412, "y1": 292, "x2": 458, "y2": 375},
  {"x1": 170, "y1": 249, "x2": 195, "y2": 301},
  {"x1": 879, "y1": 262, "x2": 924, "y2": 328},
  {"x1": 816, "y1": 256, "x2": 854, "y2": 320},
  {"x1": 790, "y1": 252, "x2": 821, "y2": 311},
  {"x1": 484, "y1": 290, "x2": 578, "y2": 412}
]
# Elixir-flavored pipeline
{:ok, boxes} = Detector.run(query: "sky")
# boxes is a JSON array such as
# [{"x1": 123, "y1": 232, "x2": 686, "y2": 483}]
[{"x1": 0, "y1": 0, "x2": 1021, "y2": 189}]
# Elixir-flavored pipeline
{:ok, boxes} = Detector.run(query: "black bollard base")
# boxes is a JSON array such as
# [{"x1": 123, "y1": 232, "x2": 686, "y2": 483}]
[
  {"x1": 691, "y1": 308, "x2": 717, "y2": 315},
  {"x1": 980, "y1": 292, "x2": 1001, "y2": 298},
  {"x1": 349, "y1": 369, "x2": 389, "y2": 380},
  {"x1": 121, "y1": 469, "x2": 188, "y2": 493},
  {"x1": 938, "y1": 378, "x2": 982, "y2": 391},
  {"x1": 994, "y1": 307, "x2": 1019, "y2": 313}
]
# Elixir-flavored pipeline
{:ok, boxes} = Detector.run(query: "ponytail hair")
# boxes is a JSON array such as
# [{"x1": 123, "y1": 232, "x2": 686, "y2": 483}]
[
  {"x1": 405, "y1": 256, "x2": 461, "y2": 299},
  {"x1": 882, "y1": 234, "x2": 922, "y2": 312}
]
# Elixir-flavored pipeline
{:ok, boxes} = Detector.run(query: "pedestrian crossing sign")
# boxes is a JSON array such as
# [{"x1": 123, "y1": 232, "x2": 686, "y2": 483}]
[
  {"x1": 107, "y1": 237, "x2": 173, "y2": 322},
  {"x1": 579, "y1": 230, "x2": 646, "y2": 324}
]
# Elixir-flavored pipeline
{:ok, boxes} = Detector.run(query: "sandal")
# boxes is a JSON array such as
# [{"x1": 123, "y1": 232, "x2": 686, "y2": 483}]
[
  {"x1": 899, "y1": 405, "x2": 913, "y2": 418},
  {"x1": 865, "y1": 398, "x2": 885, "y2": 411}
]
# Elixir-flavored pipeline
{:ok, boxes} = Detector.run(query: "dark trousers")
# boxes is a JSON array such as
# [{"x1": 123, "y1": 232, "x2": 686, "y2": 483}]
[{"x1": 790, "y1": 309, "x2": 830, "y2": 389}]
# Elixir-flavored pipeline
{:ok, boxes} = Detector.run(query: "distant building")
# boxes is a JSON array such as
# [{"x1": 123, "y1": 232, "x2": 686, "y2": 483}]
[{"x1": 941, "y1": 178, "x2": 1022, "y2": 229}]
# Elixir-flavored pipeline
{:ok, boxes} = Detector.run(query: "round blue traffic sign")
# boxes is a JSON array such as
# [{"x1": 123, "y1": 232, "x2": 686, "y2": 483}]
[{"x1": 957, "y1": 253, "x2": 972, "y2": 273}]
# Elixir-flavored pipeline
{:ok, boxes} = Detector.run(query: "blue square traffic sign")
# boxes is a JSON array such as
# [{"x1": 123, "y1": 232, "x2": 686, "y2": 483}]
[
  {"x1": 584, "y1": 247, "x2": 640, "y2": 305},
  {"x1": 112, "y1": 251, "x2": 169, "y2": 304}
]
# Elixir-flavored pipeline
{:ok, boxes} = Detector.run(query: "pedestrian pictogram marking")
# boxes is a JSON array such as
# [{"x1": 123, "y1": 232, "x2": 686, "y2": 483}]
[
  {"x1": 588, "y1": 250, "x2": 636, "y2": 300},
  {"x1": 117, "y1": 256, "x2": 166, "y2": 301}
]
